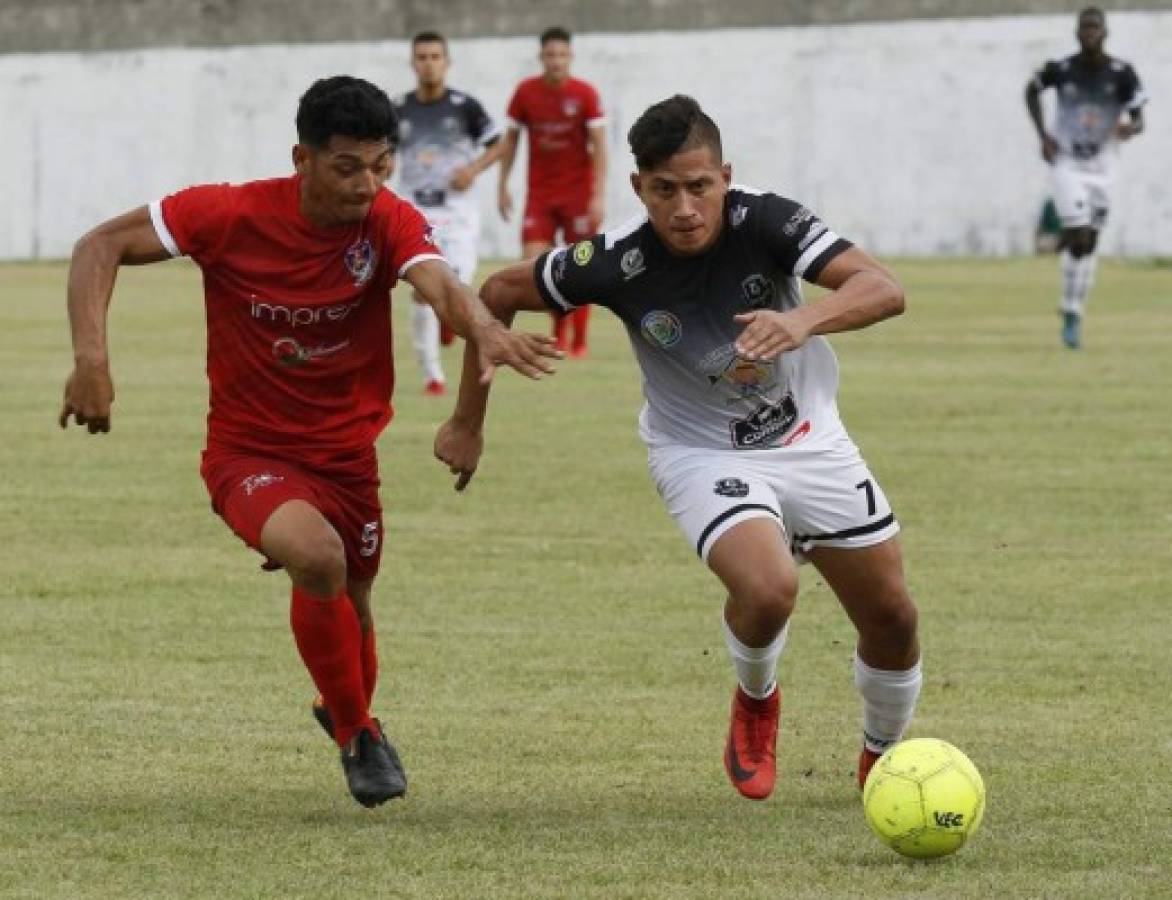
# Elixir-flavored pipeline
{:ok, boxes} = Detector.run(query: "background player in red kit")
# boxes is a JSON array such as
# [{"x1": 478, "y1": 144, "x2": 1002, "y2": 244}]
[
  {"x1": 59, "y1": 76, "x2": 558, "y2": 809},
  {"x1": 498, "y1": 26, "x2": 607, "y2": 357}
]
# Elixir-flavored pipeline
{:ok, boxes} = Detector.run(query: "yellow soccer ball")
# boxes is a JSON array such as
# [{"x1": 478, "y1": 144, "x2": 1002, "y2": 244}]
[{"x1": 862, "y1": 738, "x2": 986, "y2": 859}]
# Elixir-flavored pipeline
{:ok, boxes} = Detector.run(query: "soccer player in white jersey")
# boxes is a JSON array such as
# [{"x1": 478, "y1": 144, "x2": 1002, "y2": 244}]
[
  {"x1": 1025, "y1": 7, "x2": 1147, "y2": 349},
  {"x1": 395, "y1": 31, "x2": 504, "y2": 393},
  {"x1": 435, "y1": 96, "x2": 922, "y2": 800}
]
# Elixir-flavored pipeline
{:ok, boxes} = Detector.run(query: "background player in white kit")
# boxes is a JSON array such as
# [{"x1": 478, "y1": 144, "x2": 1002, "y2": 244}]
[
  {"x1": 1025, "y1": 6, "x2": 1147, "y2": 349},
  {"x1": 395, "y1": 31, "x2": 504, "y2": 394},
  {"x1": 435, "y1": 96, "x2": 922, "y2": 800}
]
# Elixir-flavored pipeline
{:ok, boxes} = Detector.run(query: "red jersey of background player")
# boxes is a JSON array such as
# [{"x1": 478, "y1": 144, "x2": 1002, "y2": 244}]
[
  {"x1": 150, "y1": 175, "x2": 442, "y2": 468},
  {"x1": 506, "y1": 75, "x2": 604, "y2": 203}
]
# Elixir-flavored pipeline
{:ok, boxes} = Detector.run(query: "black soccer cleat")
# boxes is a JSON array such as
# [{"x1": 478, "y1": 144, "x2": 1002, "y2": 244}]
[
  {"x1": 312, "y1": 696, "x2": 335, "y2": 741},
  {"x1": 340, "y1": 721, "x2": 407, "y2": 808}
]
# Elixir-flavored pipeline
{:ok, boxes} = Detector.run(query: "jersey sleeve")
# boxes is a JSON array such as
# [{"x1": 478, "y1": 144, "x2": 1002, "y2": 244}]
[
  {"x1": 582, "y1": 82, "x2": 606, "y2": 127},
  {"x1": 505, "y1": 84, "x2": 527, "y2": 129},
  {"x1": 533, "y1": 237, "x2": 612, "y2": 313},
  {"x1": 152, "y1": 183, "x2": 235, "y2": 263},
  {"x1": 1031, "y1": 60, "x2": 1061, "y2": 90},
  {"x1": 465, "y1": 95, "x2": 501, "y2": 147},
  {"x1": 384, "y1": 196, "x2": 446, "y2": 279},
  {"x1": 755, "y1": 194, "x2": 851, "y2": 283},
  {"x1": 1119, "y1": 64, "x2": 1149, "y2": 111}
]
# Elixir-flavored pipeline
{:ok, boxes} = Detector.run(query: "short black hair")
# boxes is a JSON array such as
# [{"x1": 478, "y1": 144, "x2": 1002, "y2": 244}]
[
  {"x1": 1079, "y1": 7, "x2": 1105, "y2": 23},
  {"x1": 413, "y1": 30, "x2": 448, "y2": 50},
  {"x1": 628, "y1": 95, "x2": 723, "y2": 171},
  {"x1": 295, "y1": 76, "x2": 398, "y2": 150},
  {"x1": 540, "y1": 26, "x2": 571, "y2": 45}
]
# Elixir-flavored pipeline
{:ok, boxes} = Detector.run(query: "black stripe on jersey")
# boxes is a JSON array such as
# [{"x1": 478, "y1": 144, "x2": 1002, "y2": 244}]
[
  {"x1": 803, "y1": 237, "x2": 852, "y2": 283},
  {"x1": 532, "y1": 252, "x2": 567, "y2": 313},
  {"x1": 790, "y1": 512, "x2": 896, "y2": 546},
  {"x1": 696, "y1": 503, "x2": 781, "y2": 557}
]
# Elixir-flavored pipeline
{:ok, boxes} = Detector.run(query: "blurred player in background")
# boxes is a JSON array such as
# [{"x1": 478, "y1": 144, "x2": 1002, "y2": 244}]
[
  {"x1": 1025, "y1": 6, "x2": 1147, "y2": 349},
  {"x1": 498, "y1": 26, "x2": 607, "y2": 357},
  {"x1": 59, "y1": 76, "x2": 557, "y2": 809},
  {"x1": 395, "y1": 31, "x2": 504, "y2": 395},
  {"x1": 439, "y1": 96, "x2": 922, "y2": 800}
]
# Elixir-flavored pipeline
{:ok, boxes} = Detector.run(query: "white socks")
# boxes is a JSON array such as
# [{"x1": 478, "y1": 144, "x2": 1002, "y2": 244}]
[
  {"x1": 722, "y1": 615, "x2": 788, "y2": 699},
  {"x1": 854, "y1": 651, "x2": 922, "y2": 753},
  {"x1": 412, "y1": 301, "x2": 444, "y2": 384},
  {"x1": 1060, "y1": 250, "x2": 1098, "y2": 316}
]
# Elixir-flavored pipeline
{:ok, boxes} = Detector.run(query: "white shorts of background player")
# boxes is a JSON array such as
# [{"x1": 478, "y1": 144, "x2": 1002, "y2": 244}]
[{"x1": 1051, "y1": 156, "x2": 1115, "y2": 230}]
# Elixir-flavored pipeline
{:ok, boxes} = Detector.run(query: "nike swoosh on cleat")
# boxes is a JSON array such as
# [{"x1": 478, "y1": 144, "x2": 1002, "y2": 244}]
[{"x1": 726, "y1": 738, "x2": 757, "y2": 783}]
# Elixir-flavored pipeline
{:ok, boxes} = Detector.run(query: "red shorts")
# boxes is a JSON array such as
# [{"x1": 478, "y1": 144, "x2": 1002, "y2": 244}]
[
  {"x1": 201, "y1": 449, "x2": 384, "y2": 582},
  {"x1": 521, "y1": 194, "x2": 594, "y2": 246}
]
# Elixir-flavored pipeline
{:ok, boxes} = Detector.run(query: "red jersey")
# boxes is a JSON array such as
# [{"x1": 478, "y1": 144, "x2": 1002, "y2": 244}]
[
  {"x1": 506, "y1": 75, "x2": 605, "y2": 200},
  {"x1": 151, "y1": 175, "x2": 442, "y2": 468}
]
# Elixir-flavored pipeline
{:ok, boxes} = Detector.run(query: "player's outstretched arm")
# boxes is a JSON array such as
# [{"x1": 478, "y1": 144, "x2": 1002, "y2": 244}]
[
  {"x1": 405, "y1": 258, "x2": 559, "y2": 386},
  {"x1": 60, "y1": 205, "x2": 172, "y2": 433},
  {"x1": 434, "y1": 261, "x2": 552, "y2": 491},
  {"x1": 734, "y1": 247, "x2": 904, "y2": 362}
]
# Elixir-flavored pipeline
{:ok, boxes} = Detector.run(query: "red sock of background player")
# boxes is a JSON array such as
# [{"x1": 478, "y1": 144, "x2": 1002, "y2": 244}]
[
  {"x1": 571, "y1": 305, "x2": 590, "y2": 352},
  {"x1": 553, "y1": 312, "x2": 569, "y2": 350},
  {"x1": 289, "y1": 587, "x2": 372, "y2": 747},
  {"x1": 360, "y1": 629, "x2": 378, "y2": 708}
]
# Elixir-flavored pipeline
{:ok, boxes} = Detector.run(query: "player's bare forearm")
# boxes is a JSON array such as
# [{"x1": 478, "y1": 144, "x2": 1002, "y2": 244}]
[
  {"x1": 734, "y1": 249, "x2": 903, "y2": 361},
  {"x1": 588, "y1": 127, "x2": 608, "y2": 206},
  {"x1": 449, "y1": 263, "x2": 550, "y2": 430},
  {"x1": 62, "y1": 206, "x2": 169, "y2": 432},
  {"x1": 806, "y1": 248, "x2": 904, "y2": 333},
  {"x1": 497, "y1": 129, "x2": 519, "y2": 187},
  {"x1": 475, "y1": 139, "x2": 505, "y2": 174},
  {"x1": 801, "y1": 269, "x2": 904, "y2": 337},
  {"x1": 67, "y1": 206, "x2": 169, "y2": 364}
]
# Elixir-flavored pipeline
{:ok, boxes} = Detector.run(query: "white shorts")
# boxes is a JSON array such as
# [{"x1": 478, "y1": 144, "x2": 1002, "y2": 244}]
[
  {"x1": 423, "y1": 207, "x2": 479, "y2": 282},
  {"x1": 1051, "y1": 160, "x2": 1112, "y2": 230},
  {"x1": 648, "y1": 431, "x2": 899, "y2": 563}
]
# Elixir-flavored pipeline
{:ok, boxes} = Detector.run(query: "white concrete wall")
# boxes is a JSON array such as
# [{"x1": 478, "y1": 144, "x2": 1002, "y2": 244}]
[{"x1": 1, "y1": 13, "x2": 1168, "y2": 260}]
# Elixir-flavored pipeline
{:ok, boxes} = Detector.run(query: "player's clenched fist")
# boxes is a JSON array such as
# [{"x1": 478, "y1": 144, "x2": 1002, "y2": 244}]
[{"x1": 59, "y1": 363, "x2": 114, "y2": 433}]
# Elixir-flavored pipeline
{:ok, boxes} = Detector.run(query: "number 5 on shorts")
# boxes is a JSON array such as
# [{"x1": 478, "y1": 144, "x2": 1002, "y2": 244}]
[{"x1": 360, "y1": 521, "x2": 380, "y2": 557}]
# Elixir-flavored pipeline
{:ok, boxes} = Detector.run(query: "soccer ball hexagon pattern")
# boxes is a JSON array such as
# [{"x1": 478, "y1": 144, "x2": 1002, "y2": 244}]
[{"x1": 862, "y1": 738, "x2": 986, "y2": 860}]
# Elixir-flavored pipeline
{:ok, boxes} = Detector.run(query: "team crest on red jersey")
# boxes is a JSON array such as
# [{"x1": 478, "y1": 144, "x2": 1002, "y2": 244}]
[
  {"x1": 563, "y1": 99, "x2": 580, "y2": 117},
  {"x1": 344, "y1": 238, "x2": 377, "y2": 287}
]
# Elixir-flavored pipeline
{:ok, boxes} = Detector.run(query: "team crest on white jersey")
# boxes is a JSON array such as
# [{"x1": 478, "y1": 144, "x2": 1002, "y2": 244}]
[{"x1": 344, "y1": 238, "x2": 377, "y2": 287}]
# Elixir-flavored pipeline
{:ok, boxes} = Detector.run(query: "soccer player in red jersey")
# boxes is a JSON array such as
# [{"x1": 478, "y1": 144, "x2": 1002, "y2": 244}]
[
  {"x1": 498, "y1": 26, "x2": 607, "y2": 357},
  {"x1": 59, "y1": 76, "x2": 559, "y2": 809}
]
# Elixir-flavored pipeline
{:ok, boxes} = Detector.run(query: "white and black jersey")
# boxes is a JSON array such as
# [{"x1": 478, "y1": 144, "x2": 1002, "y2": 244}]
[
  {"x1": 535, "y1": 187, "x2": 852, "y2": 451},
  {"x1": 393, "y1": 89, "x2": 501, "y2": 215},
  {"x1": 1032, "y1": 54, "x2": 1147, "y2": 164}
]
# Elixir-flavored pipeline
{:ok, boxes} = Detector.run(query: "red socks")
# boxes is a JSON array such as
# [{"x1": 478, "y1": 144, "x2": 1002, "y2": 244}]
[
  {"x1": 553, "y1": 307, "x2": 591, "y2": 352},
  {"x1": 290, "y1": 587, "x2": 372, "y2": 747},
  {"x1": 360, "y1": 628, "x2": 378, "y2": 707},
  {"x1": 569, "y1": 305, "x2": 590, "y2": 352}
]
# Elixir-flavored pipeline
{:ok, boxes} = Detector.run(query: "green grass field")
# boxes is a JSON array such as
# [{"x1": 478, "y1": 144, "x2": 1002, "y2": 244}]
[{"x1": 1, "y1": 257, "x2": 1170, "y2": 898}]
